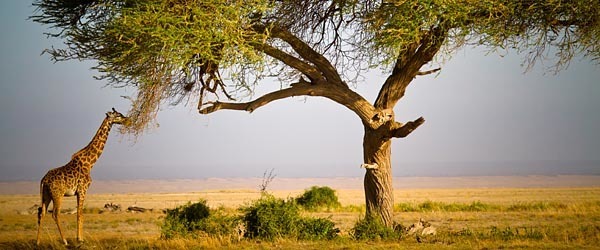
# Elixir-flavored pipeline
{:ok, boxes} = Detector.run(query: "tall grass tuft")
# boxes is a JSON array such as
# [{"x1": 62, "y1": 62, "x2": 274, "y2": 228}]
[
  {"x1": 392, "y1": 201, "x2": 578, "y2": 212},
  {"x1": 351, "y1": 216, "x2": 403, "y2": 240},
  {"x1": 507, "y1": 201, "x2": 568, "y2": 211}
]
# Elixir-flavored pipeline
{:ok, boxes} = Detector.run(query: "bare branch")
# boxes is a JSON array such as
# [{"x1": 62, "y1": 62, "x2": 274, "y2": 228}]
[
  {"x1": 198, "y1": 80, "x2": 379, "y2": 128},
  {"x1": 390, "y1": 117, "x2": 425, "y2": 138},
  {"x1": 199, "y1": 81, "x2": 314, "y2": 114},
  {"x1": 259, "y1": 168, "x2": 276, "y2": 193},
  {"x1": 416, "y1": 68, "x2": 441, "y2": 76}
]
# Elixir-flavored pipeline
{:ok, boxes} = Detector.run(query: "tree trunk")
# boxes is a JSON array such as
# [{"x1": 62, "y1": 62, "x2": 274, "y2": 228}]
[{"x1": 362, "y1": 126, "x2": 394, "y2": 227}]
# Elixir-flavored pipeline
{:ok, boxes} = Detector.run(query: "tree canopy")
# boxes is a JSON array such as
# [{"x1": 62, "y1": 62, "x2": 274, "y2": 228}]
[
  {"x1": 33, "y1": 0, "x2": 599, "y2": 228},
  {"x1": 32, "y1": 0, "x2": 599, "y2": 135}
]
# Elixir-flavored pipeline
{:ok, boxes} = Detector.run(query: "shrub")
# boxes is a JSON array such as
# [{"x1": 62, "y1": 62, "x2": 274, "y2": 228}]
[
  {"x1": 299, "y1": 217, "x2": 340, "y2": 240},
  {"x1": 241, "y1": 195, "x2": 300, "y2": 240},
  {"x1": 241, "y1": 194, "x2": 339, "y2": 240},
  {"x1": 351, "y1": 216, "x2": 403, "y2": 240},
  {"x1": 296, "y1": 186, "x2": 341, "y2": 211},
  {"x1": 161, "y1": 214, "x2": 190, "y2": 239},
  {"x1": 161, "y1": 199, "x2": 239, "y2": 239},
  {"x1": 194, "y1": 208, "x2": 240, "y2": 237}
]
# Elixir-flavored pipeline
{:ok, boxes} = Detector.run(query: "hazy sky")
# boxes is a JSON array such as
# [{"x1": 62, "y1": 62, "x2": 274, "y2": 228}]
[{"x1": 1, "y1": 1, "x2": 599, "y2": 181}]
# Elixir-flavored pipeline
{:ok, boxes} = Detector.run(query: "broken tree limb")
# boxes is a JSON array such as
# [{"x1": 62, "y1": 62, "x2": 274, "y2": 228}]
[
  {"x1": 391, "y1": 117, "x2": 425, "y2": 138},
  {"x1": 416, "y1": 68, "x2": 441, "y2": 76},
  {"x1": 360, "y1": 163, "x2": 379, "y2": 170}
]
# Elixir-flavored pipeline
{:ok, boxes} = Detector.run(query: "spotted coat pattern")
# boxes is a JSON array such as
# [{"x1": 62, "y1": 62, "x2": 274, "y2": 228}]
[{"x1": 36, "y1": 109, "x2": 127, "y2": 246}]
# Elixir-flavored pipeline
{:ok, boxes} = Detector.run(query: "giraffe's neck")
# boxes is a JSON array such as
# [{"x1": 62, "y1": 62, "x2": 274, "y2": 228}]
[{"x1": 71, "y1": 118, "x2": 113, "y2": 168}]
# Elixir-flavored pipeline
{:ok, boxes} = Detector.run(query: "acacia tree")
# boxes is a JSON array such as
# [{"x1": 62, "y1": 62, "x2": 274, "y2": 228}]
[{"x1": 32, "y1": 0, "x2": 598, "y2": 226}]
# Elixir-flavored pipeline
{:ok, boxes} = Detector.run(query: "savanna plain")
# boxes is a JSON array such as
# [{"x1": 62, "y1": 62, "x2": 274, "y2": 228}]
[{"x1": 0, "y1": 176, "x2": 599, "y2": 249}]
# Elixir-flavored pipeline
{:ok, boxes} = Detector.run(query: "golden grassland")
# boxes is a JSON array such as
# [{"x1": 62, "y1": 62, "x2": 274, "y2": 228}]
[{"x1": 0, "y1": 187, "x2": 599, "y2": 249}]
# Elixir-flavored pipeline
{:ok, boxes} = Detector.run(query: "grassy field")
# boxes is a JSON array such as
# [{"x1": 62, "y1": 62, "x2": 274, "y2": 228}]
[{"x1": 1, "y1": 187, "x2": 599, "y2": 249}]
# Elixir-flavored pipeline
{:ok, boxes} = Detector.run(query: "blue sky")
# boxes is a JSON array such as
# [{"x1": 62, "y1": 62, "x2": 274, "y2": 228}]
[{"x1": 1, "y1": 1, "x2": 599, "y2": 181}]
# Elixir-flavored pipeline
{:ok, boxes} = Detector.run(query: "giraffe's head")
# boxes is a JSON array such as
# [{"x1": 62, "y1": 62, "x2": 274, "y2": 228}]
[{"x1": 106, "y1": 108, "x2": 129, "y2": 125}]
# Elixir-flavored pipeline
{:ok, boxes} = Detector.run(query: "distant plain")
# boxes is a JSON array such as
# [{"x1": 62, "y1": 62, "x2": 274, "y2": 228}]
[{"x1": 1, "y1": 175, "x2": 599, "y2": 249}]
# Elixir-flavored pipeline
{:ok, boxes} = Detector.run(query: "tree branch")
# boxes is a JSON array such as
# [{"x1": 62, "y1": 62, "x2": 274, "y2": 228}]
[
  {"x1": 199, "y1": 81, "x2": 314, "y2": 114},
  {"x1": 252, "y1": 43, "x2": 322, "y2": 82},
  {"x1": 416, "y1": 67, "x2": 441, "y2": 76},
  {"x1": 270, "y1": 25, "x2": 344, "y2": 85},
  {"x1": 390, "y1": 117, "x2": 425, "y2": 138},
  {"x1": 199, "y1": 81, "x2": 378, "y2": 128},
  {"x1": 374, "y1": 26, "x2": 447, "y2": 110}
]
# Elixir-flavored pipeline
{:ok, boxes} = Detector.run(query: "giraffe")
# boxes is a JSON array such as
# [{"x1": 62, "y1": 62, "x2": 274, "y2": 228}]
[{"x1": 36, "y1": 108, "x2": 128, "y2": 246}]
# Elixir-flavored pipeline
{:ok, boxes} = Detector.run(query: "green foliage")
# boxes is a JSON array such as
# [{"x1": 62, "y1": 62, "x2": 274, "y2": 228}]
[
  {"x1": 174, "y1": 200, "x2": 210, "y2": 224},
  {"x1": 240, "y1": 194, "x2": 339, "y2": 240},
  {"x1": 351, "y1": 216, "x2": 403, "y2": 241},
  {"x1": 295, "y1": 186, "x2": 341, "y2": 211},
  {"x1": 161, "y1": 199, "x2": 239, "y2": 239},
  {"x1": 32, "y1": 0, "x2": 599, "y2": 135},
  {"x1": 162, "y1": 200, "x2": 210, "y2": 238},
  {"x1": 364, "y1": 0, "x2": 600, "y2": 67},
  {"x1": 298, "y1": 217, "x2": 340, "y2": 240},
  {"x1": 32, "y1": 0, "x2": 273, "y2": 135},
  {"x1": 240, "y1": 195, "x2": 299, "y2": 240},
  {"x1": 161, "y1": 214, "x2": 190, "y2": 239},
  {"x1": 101, "y1": 0, "x2": 270, "y2": 81},
  {"x1": 194, "y1": 209, "x2": 241, "y2": 237}
]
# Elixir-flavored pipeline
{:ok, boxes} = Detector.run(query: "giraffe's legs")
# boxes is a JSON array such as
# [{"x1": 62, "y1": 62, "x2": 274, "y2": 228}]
[
  {"x1": 51, "y1": 196, "x2": 68, "y2": 245},
  {"x1": 36, "y1": 193, "x2": 51, "y2": 246},
  {"x1": 76, "y1": 192, "x2": 85, "y2": 242}
]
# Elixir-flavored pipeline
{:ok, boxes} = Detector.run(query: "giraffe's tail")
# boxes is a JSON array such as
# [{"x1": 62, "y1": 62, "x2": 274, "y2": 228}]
[
  {"x1": 37, "y1": 181, "x2": 44, "y2": 245},
  {"x1": 38, "y1": 182, "x2": 44, "y2": 215},
  {"x1": 39, "y1": 181, "x2": 44, "y2": 201},
  {"x1": 38, "y1": 181, "x2": 50, "y2": 214}
]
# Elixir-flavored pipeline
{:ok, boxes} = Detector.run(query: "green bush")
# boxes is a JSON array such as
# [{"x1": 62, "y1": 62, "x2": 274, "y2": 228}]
[
  {"x1": 241, "y1": 194, "x2": 339, "y2": 240},
  {"x1": 241, "y1": 195, "x2": 300, "y2": 240},
  {"x1": 351, "y1": 216, "x2": 403, "y2": 240},
  {"x1": 194, "y1": 208, "x2": 240, "y2": 237},
  {"x1": 299, "y1": 217, "x2": 340, "y2": 240},
  {"x1": 295, "y1": 186, "x2": 341, "y2": 211},
  {"x1": 173, "y1": 200, "x2": 211, "y2": 226},
  {"x1": 161, "y1": 213, "x2": 191, "y2": 239},
  {"x1": 161, "y1": 200, "x2": 239, "y2": 239}
]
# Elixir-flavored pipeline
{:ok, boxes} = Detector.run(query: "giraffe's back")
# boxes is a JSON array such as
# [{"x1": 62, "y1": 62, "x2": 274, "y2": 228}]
[{"x1": 41, "y1": 161, "x2": 90, "y2": 197}]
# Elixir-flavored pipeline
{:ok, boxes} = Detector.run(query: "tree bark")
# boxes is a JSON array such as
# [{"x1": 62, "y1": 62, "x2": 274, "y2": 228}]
[{"x1": 362, "y1": 126, "x2": 394, "y2": 227}]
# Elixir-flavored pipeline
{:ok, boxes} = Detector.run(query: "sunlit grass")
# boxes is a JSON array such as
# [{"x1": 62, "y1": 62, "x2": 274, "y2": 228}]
[{"x1": 1, "y1": 187, "x2": 598, "y2": 249}]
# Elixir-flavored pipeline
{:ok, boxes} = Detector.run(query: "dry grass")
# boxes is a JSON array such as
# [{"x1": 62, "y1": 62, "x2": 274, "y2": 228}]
[{"x1": 1, "y1": 187, "x2": 599, "y2": 249}]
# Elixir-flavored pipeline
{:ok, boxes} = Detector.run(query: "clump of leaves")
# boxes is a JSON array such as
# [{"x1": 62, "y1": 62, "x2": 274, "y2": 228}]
[
  {"x1": 295, "y1": 186, "x2": 341, "y2": 211},
  {"x1": 240, "y1": 194, "x2": 339, "y2": 240}
]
